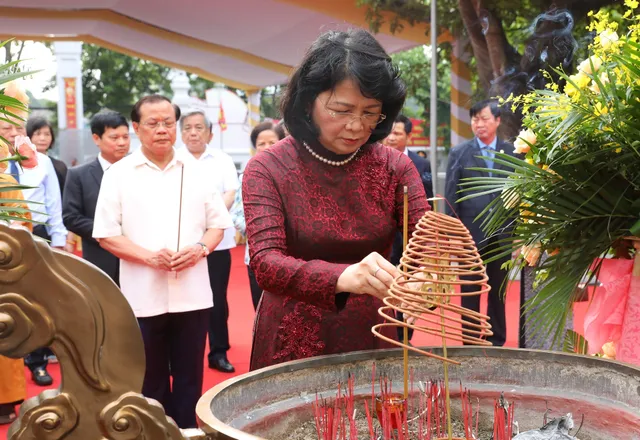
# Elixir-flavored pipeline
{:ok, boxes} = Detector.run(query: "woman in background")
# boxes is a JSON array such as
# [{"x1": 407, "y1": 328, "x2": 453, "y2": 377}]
[
  {"x1": 27, "y1": 117, "x2": 66, "y2": 195},
  {"x1": 231, "y1": 121, "x2": 285, "y2": 310}
]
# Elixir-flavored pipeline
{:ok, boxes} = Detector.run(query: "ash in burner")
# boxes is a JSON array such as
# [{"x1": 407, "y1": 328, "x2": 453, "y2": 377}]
[{"x1": 514, "y1": 414, "x2": 579, "y2": 439}]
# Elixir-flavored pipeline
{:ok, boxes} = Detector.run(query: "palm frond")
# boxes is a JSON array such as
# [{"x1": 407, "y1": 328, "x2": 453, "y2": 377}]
[
  {"x1": 0, "y1": 46, "x2": 40, "y2": 226},
  {"x1": 563, "y1": 330, "x2": 589, "y2": 355}
]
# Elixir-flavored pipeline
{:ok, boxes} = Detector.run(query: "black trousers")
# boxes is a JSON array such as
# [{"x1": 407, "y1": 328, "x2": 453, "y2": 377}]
[
  {"x1": 137, "y1": 309, "x2": 209, "y2": 429},
  {"x1": 25, "y1": 225, "x2": 55, "y2": 372},
  {"x1": 518, "y1": 268, "x2": 527, "y2": 348},
  {"x1": 247, "y1": 265, "x2": 262, "y2": 311},
  {"x1": 207, "y1": 250, "x2": 232, "y2": 361},
  {"x1": 460, "y1": 245, "x2": 510, "y2": 347}
]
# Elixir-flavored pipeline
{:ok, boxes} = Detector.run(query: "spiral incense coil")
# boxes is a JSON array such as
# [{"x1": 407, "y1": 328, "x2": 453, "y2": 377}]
[{"x1": 372, "y1": 211, "x2": 493, "y2": 365}]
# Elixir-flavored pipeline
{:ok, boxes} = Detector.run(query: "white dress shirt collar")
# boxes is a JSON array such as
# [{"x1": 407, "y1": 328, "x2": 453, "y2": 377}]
[
  {"x1": 180, "y1": 146, "x2": 213, "y2": 162},
  {"x1": 132, "y1": 147, "x2": 183, "y2": 171},
  {"x1": 97, "y1": 153, "x2": 113, "y2": 172}
]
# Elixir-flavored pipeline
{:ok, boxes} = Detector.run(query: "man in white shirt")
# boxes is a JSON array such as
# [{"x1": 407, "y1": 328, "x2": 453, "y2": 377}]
[
  {"x1": 93, "y1": 95, "x2": 232, "y2": 429},
  {"x1": 0, "y1": 117, "x2": 67, "y2": 387},
  {"x1": 179, "y1": 110, "x2": 239, "y2": 373}
]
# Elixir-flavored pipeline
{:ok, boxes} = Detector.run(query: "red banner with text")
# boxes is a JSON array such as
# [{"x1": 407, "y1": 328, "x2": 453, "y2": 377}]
[{"x1": 64, "y1": 78, "x2": 77, "y2": 129}]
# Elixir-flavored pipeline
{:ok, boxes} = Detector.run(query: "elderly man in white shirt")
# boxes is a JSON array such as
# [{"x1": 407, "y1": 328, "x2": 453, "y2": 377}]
[
  {"x1": 93, "y1": 95, "x2": 232, "y2": 429},
  {"x1": 0, "y1": 118, "x2": 68, "y2": 388},
  {"x1": 0, "y1": 124, "x2": 67, "y2": 249},
  {"x1": 179, "y1": 110, "x2": 239, "y2": 374}
]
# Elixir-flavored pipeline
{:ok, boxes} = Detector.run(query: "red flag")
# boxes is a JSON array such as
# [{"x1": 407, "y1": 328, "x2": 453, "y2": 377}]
[{"x1": 218, "y1": 102, "x2": 228, "y2": 131}]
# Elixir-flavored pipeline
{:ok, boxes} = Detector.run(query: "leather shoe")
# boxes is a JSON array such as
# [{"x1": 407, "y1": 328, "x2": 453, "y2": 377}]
[
  {"x1": 0, "y1": 411, "x2": 16, "y2": 425},
  {"x1": 31, "y1": 367, "x2": 53, "y2": 386},
  {"x1": 209, "y1": 356, "x2": 235, "y2": 373},
  {"x1": 0, "y1": 404, "x2": 17, "y2": 425}
]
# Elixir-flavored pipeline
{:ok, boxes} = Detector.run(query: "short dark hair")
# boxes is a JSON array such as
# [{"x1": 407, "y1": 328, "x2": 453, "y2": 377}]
[
  {"x1": 470, "y1": 100, "x2": 501, "y2": 119},
  {"x1": 275, "y1": 120, "x2": 288, "y2": 137},
  {"x1": 280, "y1": 28, "x2": 406, "y2": 146},
  {"x1": 90, "y1": 110, "x2": 129, "y2": 138},
  {"x1": 26, "y1": 116, "x2": 55, "y2": 150},
  {"x1": 130, "y1": 95, "x2": 180, "y2": 123},
  {"x1": 250, "y1": 121, "x2": 286, "y2": 148},
  {"x1": 394, "y1": 114, "x2": 412, "y2": 135}
]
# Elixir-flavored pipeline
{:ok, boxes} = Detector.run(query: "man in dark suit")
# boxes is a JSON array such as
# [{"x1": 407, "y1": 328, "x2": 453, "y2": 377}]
[
  {"x1": 63, "y1": 111, "x2": 130, "y2": 285},
  {"x1": 445, "y1": 99, "x2": 516, "y2": 347},
  {"x1": 385, "y1": 114, "x2": 433, "y2": 342}
]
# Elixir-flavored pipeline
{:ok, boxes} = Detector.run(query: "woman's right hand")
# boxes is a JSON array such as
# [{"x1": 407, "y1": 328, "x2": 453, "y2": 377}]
[{"x1": 336, "y1": 252, "x2": 400, "y2": 301}]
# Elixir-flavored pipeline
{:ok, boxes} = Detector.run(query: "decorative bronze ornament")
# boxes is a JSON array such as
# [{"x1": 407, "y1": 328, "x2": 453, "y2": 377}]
[{"x1": 0, "y1": 225, "x2": 209, "y2": 439}]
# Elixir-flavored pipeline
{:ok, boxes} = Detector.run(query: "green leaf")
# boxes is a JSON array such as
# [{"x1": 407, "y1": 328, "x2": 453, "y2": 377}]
[
  {"x1": 563, "y1": 330, "x2": 589, "y2": 355},
  {"x1": 630, "y1": 218, "x2": 640, "y2": 237},
  {"x1": 0, "y1": 70, "x2": 42, "y2": 87}
]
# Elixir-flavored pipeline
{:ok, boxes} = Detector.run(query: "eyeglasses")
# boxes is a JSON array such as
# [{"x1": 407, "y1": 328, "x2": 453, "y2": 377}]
[
  {"x1": 324, "y1": 105, "x2": 386, "y2": 126},
  {"x1": 141, "y1": 120, "x2": 176, "y2": 130}
]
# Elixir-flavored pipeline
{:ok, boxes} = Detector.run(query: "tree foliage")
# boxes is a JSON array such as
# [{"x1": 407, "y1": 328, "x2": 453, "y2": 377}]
[
  {"x1": 358, "y1": 0, "x2": 620, "y2": 139},
  {"x1": 0, "y1": 40, "x2": 26, "y2": 67},
  {"x1": 81, "y1": 44, "x2": 172, "y2": 117},
  {"x1": 392, "y1": 45, "x2": 452, "y2": 145}
]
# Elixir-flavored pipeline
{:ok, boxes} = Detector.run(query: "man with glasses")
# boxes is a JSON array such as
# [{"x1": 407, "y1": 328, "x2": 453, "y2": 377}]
[
  {"x1": 179, "y1": 110, "x2": 239, "y2": 374},
  {"x1": 93, "y1": 95, "x2": 232, "y2": 428}
]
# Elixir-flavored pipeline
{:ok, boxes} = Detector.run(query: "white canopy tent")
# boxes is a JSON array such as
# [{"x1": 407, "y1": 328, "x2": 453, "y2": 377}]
[
  {"x1": 0, "y1": 0, "x2": 473, "y2": 193},
  {"x1": 0, "y1": 0, "x2": 451, "y2": 91}
]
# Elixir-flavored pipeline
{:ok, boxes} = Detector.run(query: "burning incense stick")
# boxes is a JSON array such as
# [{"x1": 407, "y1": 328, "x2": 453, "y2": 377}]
[
  {"x1": 434, "y1": 197, "x2": 454, "y2": 440},
  {"x1": 175, "y1": 164, "x2": 185, "y2": 279},
  {"x1": 402, "y1": 186, "x2": 409, "y2": 400}
]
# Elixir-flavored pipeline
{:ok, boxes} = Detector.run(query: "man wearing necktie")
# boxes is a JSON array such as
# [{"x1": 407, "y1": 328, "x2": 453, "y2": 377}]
[
  {"x1": 9, "y1": 160, "x2": 20, "y2": 183},
  {"x1": 444, "y1": 100, "x2": 518, "y2": 347}
]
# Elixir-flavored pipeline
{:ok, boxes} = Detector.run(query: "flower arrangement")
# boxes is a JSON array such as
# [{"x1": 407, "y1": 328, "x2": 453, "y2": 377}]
[{"x1": 460, "y1": 2, "x2": 640, "y2": 348}]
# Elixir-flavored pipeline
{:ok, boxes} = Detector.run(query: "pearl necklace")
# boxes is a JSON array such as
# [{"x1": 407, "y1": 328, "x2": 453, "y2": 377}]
[{"x1": 303, "y1": 142, "x2": 360, "y2": 166}]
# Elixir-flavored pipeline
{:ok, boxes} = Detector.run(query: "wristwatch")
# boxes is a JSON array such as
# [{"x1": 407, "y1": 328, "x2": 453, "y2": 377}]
[{"x1": 196, "y1": 242, "x2": 209, "y2": 257}]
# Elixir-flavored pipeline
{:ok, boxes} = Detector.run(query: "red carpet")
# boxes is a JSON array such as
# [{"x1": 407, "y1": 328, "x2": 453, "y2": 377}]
[{"x1": 0, "y1": 246, "x2": 589, "y2": 438}]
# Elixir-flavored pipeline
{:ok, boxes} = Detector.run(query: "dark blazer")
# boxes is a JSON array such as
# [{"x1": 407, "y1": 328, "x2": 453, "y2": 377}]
[
  {"x1": 62, "y1": 158, "x2": 119, "y2": 285},
  {"x1": 407, "y1": 150, "x2": 433, "y2": 199},
  {"x1": 390, "y1": 150, "x2": 434, "y2": 266},
  {"x1": 444, "y1": 138, "x2": 516, "y2": 249},
  {"x1": 50, "y1": 156, "x2": 68, "y2": 197}
]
